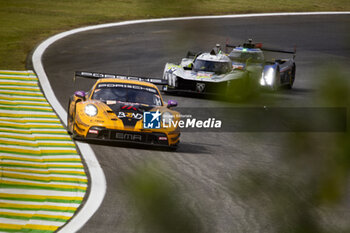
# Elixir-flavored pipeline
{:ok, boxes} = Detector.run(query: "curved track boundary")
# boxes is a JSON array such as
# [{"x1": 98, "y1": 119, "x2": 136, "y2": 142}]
[{"x1": 32, "y1": 11, "x2": 350, "y2": 232}]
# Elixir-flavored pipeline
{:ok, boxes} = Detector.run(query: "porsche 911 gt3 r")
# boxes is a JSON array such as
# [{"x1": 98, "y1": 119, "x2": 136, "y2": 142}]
[{"x1": 67, "y1": 71, "x2": 180, "y2": 149}]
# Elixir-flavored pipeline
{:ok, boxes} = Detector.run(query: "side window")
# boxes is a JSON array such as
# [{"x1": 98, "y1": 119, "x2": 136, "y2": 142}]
[
  {"x1": 154, "y1": 95, "x2": 162, "y2": 106},
  {"x1": 86, "y1": 90, "x2": 92, "y2": 99}
]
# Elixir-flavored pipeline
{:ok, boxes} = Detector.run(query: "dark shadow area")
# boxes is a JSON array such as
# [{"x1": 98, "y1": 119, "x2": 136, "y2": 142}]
[
  {"x1": 174, "y1": 141, "x2": 213, "y2": 154},
  {"x1": 286, "y1": 87, "x2": 314, "y2": 94},
  {"x1": 163, "y1": 87, "x2": 315, "y2": 105},
  {"x1": 74, "y1": 138, "x2": 210, "y2": 154}
]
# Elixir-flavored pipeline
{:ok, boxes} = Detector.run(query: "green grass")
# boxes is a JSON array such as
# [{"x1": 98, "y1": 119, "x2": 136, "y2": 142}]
[{"x1": 0, "y1": 0, "x2": 349, "y2": 69}]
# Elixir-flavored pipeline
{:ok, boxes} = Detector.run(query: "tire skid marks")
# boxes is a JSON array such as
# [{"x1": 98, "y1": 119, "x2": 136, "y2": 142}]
[{"x1": 0, "y1": 71, "x2": 87, "y2": 232}]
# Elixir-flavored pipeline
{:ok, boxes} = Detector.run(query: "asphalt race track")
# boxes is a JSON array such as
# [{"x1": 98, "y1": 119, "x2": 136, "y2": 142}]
[{"x1": 41, "y1": 15, "x2": 350, "y2": 232}]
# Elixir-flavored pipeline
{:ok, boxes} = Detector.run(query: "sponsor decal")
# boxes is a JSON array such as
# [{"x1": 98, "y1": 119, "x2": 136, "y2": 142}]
[
  {"x1": 154, "y1": 96, "x2": 162, "y2": 106},
  {"x1": 97, "y1": 83, "x2": 157, "y2": 93},
  {"x1": 168, "y1": 66, "x2": 178, "y2": 73},
  {"x1": 232, "y1": 63, "x2": 245, "y2": 70},
  {"x1": 196, "y1": 83, "x2": 206, "y2": 93},
  {"x1": 196, "y1": 72, "x2": 212, "y2": 79},
  {"x1": 158, "y1": 136, "x2": 168, "y2": 141},
  {"x1": 143, "y1": 110, "x2": 161, "y2": 129},
  {"x1": 118, "y1": 111, "x2": 143, "y2": 120},
  {"x1": 106, "y1": 100, "x2": 116, "y2": 105},
  {"x1": 114, "y1": 133, "x2": 142, "y2": 141},
  {"x1": 79, "y1": 71, "x2": 163, "y2": 84},
  {"x1": 88, "y1": 129, "x2": 99, "y2": 134}
]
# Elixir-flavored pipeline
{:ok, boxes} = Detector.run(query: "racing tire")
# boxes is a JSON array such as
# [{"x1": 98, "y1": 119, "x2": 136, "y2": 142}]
[
  {"x1": 71, "y1": 115, "x2": 79, "y2": 139},
  {"x1": 67, "y1": 98, "x2": 73, "y2": 134},
  {"x1": 161, "y1": 85, "x2": 172, "y2": 95},
  {"x1": 271, "y1": 68, "x2": 280, "y2": 91},
  {"x1": 167, "y1": 142, "x2": 179, "y2": 151},
  {"x1": 67, "y1": 98, "x2": 79, "y2": 138},
  {"x1": 286, "y1": 65, "x2": 296, "y2": 89},
  {"x1": 162, "y1": 87, "x2": 178, "y2": 96}
]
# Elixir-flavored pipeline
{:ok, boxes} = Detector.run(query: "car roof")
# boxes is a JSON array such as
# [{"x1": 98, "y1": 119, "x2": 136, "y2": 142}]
[
  {"x1": 196, "y1": 53, "x2": 231, "y2": 62},
  {"x1": 94, "y1": 78, "x2": 158, "y2": 89}
]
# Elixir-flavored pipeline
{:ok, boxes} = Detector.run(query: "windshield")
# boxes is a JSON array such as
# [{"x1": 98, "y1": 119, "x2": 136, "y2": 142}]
[
  {"x1": 229, "y1": 50, "x2": 264, "y2": 63},
  {"x1": 92, "y1": 83, "x2": 162, "y2": 106},
  {"x1": 193, "y1": 59, "x2": 232, "y2": 74}
]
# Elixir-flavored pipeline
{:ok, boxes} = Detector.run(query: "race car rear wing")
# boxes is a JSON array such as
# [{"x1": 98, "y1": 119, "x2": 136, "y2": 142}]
[
  {"x1": 225, "y1": 41, "x2": 296, "y2": 57},
  {"x1": 260, "y1": 47, "x2": 296, "y2": 55},
  {"x1": 74, "y1": 71, "x2": 168, "y2": 85}
]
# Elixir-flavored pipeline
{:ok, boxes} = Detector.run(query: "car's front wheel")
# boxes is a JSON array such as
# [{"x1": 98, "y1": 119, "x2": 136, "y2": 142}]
[
  {"x1": 67, "y1": 98, "x2": 78, "y2": 138},
  {"x1": 67, "y1": 99, "x2": 73, "y2": 134},
  {"x1": 271, "y1": 68, "x2": 280, "y2": 91},
  {"x1": 168, "y1": 141, "x2": 179, "y2": 151}
]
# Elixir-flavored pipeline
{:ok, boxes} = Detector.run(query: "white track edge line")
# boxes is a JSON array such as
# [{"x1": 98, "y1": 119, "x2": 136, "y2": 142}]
[{"x1": 31, "y1": 11, "x2": 350, "y2": 233}]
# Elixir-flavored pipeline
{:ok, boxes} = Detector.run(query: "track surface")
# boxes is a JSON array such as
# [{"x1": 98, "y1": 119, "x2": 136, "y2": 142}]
[{"x1": 42, "y1": 15, "x2": 350, "y2": 232}]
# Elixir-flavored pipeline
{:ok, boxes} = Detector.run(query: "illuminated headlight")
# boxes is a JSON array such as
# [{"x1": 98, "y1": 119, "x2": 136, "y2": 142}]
[
  {"x1": 260, "y1": 74, "x2": 266, "y2": 86},
  {"x1": 260, "y1": 68, "x2": 275, "y2": 86},
  {"x1": 85, "y1": 104, "x2": 98, "y2": 117},
  {"x1": 162, "y1": 111, "x2": 174, "y2": 125}
]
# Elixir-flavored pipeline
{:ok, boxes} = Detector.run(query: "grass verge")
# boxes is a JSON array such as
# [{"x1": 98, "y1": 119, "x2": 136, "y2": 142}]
[{"x1": 0, "y1": 0, "x2": 349, "y2": 69}]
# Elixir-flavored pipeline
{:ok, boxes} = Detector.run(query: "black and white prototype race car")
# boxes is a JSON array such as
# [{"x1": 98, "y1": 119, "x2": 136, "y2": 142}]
[{"x1": 162, "y1": 40, "x2": 296, "y2": 98}]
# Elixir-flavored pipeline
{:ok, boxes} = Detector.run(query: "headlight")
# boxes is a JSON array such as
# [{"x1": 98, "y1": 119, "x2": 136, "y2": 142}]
[
  {"x1": 85, "y1": 104, "x2": 98, "y2": 117},
  {"x1": 162, "y1": 111, "x2": 174, "y2": 125},
  {"x1": 260, "y1": 73, "x2": 266, "y2": 86},
  {"x1": 260, "y1": 68, "x2": 275, "y2": 86}
]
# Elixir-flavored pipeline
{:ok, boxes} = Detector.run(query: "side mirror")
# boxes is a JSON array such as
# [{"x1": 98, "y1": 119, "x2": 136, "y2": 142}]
[
  {"x1": 183, "y1": 64, "x2": 192, "y2": 70},
  {"x1": 75, "y1": 91, "x2": 86, "y2": 101},
  {"x1": 167, "y1": 100, "x2": 178, "y2": 108}
]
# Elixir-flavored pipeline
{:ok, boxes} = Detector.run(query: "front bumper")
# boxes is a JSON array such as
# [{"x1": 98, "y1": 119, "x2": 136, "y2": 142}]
[
  {"x1": 172, "y1": 78, "x2": 229, "y2": 94},
  {"x1": 83, "y1": 126, "x2": 179, "y2": 146}
]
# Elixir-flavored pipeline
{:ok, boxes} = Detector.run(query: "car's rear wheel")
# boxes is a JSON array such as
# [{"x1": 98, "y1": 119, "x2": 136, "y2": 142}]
[{"x1": 286, "y1": 65, "x2": 296, "y2": 89}]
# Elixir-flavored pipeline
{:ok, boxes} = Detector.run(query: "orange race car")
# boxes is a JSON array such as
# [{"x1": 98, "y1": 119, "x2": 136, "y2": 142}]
[{"x1": 67, "y1": 71, "x2": 180, "y2": 149}]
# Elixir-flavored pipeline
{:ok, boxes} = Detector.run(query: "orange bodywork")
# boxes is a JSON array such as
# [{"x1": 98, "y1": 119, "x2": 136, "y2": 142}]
[{"x1": 68, "y1": 78, "x2": 180, "y2": 148}]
